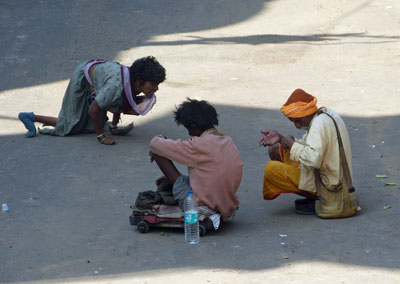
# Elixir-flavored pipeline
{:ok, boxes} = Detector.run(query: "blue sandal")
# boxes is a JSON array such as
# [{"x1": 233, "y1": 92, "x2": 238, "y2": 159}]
[{"x1": 18, "y1": 112, "x2": 37, "y2": 137}]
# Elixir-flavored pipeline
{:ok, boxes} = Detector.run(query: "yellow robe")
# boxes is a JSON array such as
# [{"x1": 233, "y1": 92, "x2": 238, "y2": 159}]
[
  {"x1": 263, "y1": 145, "x2": 302, "y2": 200},
  {"x1": 263, "y1": 107, "x2": 352, "y2": 199}
]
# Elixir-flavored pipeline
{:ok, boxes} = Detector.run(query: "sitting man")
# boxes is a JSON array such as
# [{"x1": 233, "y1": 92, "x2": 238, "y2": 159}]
[
  {"x1": 149, "y1": 98, "x2": 242, "y2": 221},
  {"x1": 259, "y1": 88, "x2": 354, "y2": 215}
]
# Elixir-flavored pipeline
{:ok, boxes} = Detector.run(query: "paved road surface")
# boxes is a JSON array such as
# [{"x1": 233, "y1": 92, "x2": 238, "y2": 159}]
[{"x1": 1, "y1": 0, "x2": 399, "y2": 283}]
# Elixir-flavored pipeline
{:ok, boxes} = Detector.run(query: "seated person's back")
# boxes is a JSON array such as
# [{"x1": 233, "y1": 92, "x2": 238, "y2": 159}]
[{"x1": 150, "y1": 99, "x2": 243, "y2": 220}]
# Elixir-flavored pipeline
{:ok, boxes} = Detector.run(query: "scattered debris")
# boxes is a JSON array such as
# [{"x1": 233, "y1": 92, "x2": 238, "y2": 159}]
[
  {"x1": 1, "y1": 203, "x2": 9, "y2": 213},
  {"x1": 383, "y1": 205, "x2": 391, "y2": 210},
  {"x1": 375, "y1": 175, "x2": 387, "y2": 178},
  {"x1": 385, "y1": 183, "x2": 396, "y2": 186}
]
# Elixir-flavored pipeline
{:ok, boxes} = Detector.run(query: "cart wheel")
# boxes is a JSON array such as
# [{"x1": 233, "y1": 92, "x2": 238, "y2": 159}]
[
  {"x1": 137, "y1": 221, "x2": 149, "y2": 233},
  {"x1": 131, "y1": 215, "x2": 144, "y2": 226},
  {"x1": 199, "y1": 224, "x2": 206, "y2": 237}
]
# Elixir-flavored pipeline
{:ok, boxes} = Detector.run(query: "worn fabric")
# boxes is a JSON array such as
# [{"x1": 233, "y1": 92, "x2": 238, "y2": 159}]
[
  {"x1": 156, "y1": 181, "x2": 177, "y2": 206},
  {"x1": 172, "y1": 174, "x2": 191, "y2": 209},
  {"x1": 172, "y1": 174, "x2": 222, "y2": 228},
  {"x1": 281, "y1": 89, "x2": 318, "y2": 118},
  {"x1": 290, "y1": 107, "x2": 353, "y2": 192},
  {"x1": 150, "y1": 129, "x2": 242, "y2": 221},
  {"x1": 135, "y1": 191, "x2": 162, "y2": 209},
  {"x1": 45, "y1": 61, "x2": 123, "y2": 136},
  {"x1": 263, "y1": 145, "x2": 303, "y2": 199},
  {"x1": 120, "y1": 64, "x2": 157, "y2": 115},
  {"x1": 90, "y1": 61, "x2": 123, "y2": 113},
  {"x1": 84, "y1": 59, "x2": 106, "y2": 87}
]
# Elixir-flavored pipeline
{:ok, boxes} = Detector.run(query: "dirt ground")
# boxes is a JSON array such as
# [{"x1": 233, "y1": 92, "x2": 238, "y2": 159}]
[{"x1": 1, "y1": 0, "x2": 399, "y2": 283}]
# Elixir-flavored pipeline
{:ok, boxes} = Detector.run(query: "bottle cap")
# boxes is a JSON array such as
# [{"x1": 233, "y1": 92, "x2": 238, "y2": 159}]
[
  {"x1": 2, "y1": 203, "x2": 9, "y2": 212},
  {"x1": 188, "y1": 190, "x2": 193, "y2": 195}
]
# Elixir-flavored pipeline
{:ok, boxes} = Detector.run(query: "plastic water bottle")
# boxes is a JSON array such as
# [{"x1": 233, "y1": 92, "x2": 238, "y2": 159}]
[{"x1": 184, "y1": 190, "x2": 199, "y2": 244}]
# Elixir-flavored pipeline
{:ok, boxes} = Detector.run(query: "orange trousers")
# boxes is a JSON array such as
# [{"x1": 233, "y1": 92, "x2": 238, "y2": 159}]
[{"x1": 262, "y1": 145, "x2": 303, "y2": 200}]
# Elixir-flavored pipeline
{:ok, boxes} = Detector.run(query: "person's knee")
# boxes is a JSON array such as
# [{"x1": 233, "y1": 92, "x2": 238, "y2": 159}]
[
  {"x1": 151, "y1": 152, "x2": 169, "y2": 164},
  {"x1": 151, "y1": 152, "x2": 162, "y2": 161},
  {"x1": 263, "y1": 161, "x2": 282, "y2": 199},
  {"x1": 264, "y1": 161, "x2": 281, "y2": 181},
  {"x1": 268, "y1": 144, "x2": 282, "y2": 161}
]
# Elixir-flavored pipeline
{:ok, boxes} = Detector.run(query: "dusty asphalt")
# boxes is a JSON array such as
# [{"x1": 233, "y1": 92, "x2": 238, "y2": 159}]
[{"x1": 1, "y1": 0, "x2": 400, "y2": 283}]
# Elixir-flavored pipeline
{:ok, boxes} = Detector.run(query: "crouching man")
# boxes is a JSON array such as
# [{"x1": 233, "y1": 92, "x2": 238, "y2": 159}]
[
  {"x1": 260, "y1": 88, "x2": 358, "y2": 217},
  {"x1": 149, "y1": 98, "x2": 242, "y2": 221}
]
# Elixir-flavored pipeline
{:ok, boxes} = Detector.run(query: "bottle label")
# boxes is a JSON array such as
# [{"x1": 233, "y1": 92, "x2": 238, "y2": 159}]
[{"x1": 184, "y1": 212, "x2": 198, "y2": 224}]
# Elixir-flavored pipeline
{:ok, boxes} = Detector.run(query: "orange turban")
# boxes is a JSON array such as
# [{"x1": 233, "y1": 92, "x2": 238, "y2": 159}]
[{"x1": 281, "y1": 89, "x2": 318, "y2": 118}]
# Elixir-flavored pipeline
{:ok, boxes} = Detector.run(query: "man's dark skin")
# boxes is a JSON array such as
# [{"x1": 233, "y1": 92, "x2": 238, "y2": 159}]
[{"x1": 259, "y1": 112, "x2": 317, "y2": 200}]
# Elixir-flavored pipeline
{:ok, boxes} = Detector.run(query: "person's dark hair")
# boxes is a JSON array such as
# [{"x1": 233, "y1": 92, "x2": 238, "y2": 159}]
[
  {"x1": 174, "y1": 98, "x2": 219, "y2": 131},
  {"x1": 130, "y1": 56, "x2": 166, "y2": 85}
]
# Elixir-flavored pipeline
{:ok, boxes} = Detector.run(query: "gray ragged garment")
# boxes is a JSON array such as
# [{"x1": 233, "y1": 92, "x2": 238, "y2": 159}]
[{"x1": 42, "y1": 61, "x2": 123, "y2": 136}]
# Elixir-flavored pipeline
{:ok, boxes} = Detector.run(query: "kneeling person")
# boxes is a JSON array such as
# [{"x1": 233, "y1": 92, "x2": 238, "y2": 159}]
[{"x1": 149, "y1": 99, "x2": 242, "y2": 221}]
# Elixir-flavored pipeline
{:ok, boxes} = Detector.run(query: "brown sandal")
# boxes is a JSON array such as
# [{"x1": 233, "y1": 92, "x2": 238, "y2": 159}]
[{"x1": 110, "y1": 123, "x2": 134, "y2": 136}]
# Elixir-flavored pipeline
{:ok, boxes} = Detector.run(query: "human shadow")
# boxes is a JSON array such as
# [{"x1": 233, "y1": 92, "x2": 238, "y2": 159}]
[
  {"x1": 140, "y1": 32, "x2": 400, "y2": 47},
  {"x1": 0, "y1": 104, "x2": 399, "y2": 282},
  {"x1": 0, "y1": 0, "x2": 269, "y2": 92},
  {"x1": 3, "y1": 0, "x2": 400, "y2": 94}
]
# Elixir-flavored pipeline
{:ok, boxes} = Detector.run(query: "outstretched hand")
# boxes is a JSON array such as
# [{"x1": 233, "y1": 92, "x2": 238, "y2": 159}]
[{"x1": 259, "y1": 130, "x2": 282, "y2": 147}]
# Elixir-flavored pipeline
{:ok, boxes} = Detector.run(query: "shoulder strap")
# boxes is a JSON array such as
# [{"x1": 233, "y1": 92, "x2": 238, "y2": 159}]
[
  {"x1": 315, "y1": 109, "x2": 353, "y2": 189},
  {"x1": 84, "y1": 59, "x2": 107, "y2": 87}
]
